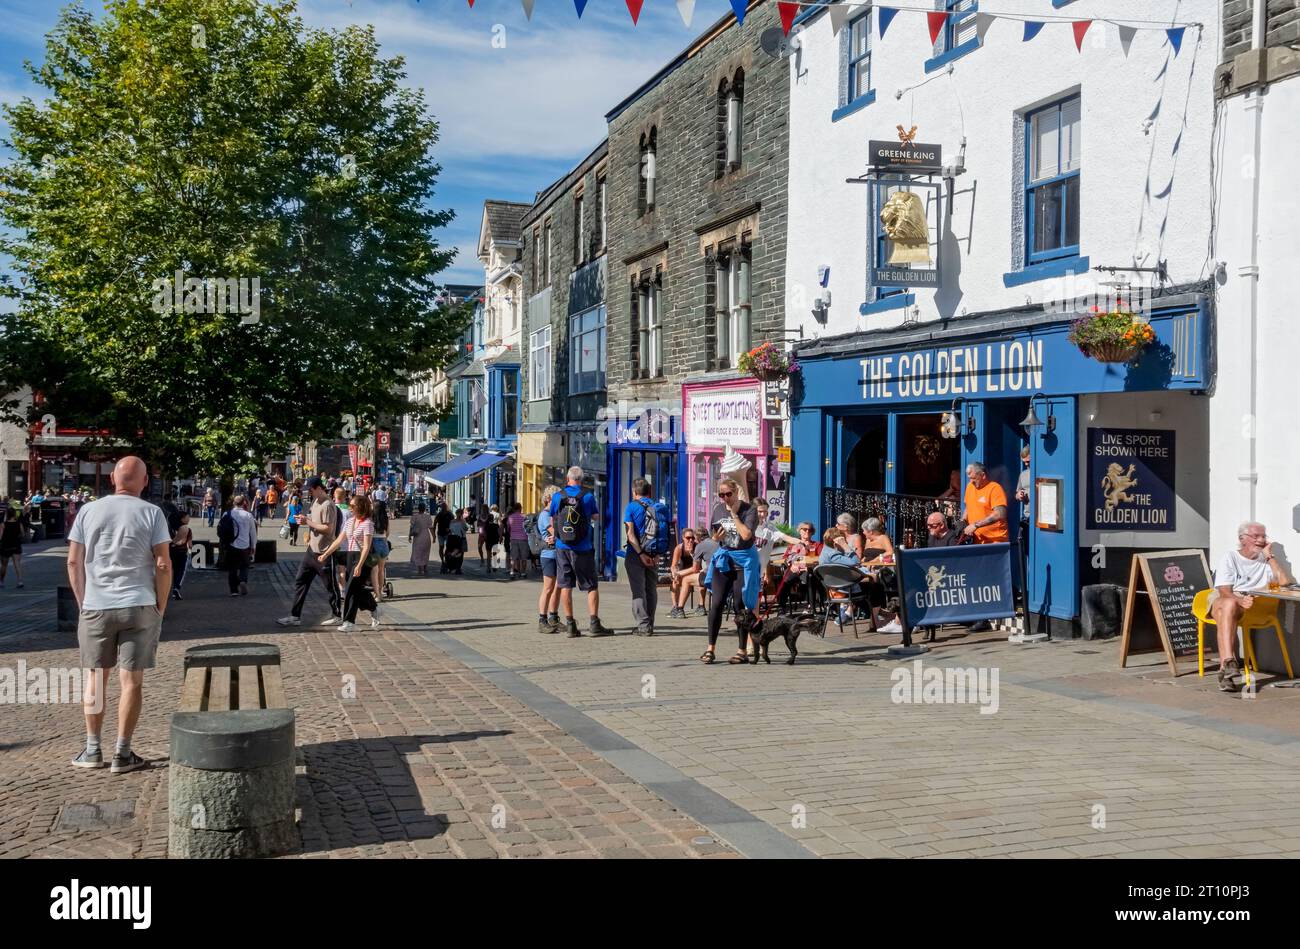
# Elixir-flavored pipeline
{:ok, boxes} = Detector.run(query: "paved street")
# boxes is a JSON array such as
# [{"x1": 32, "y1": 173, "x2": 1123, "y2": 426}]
[{"x1": 4, "y1": 521, "x2": 1300, "y2": 859}]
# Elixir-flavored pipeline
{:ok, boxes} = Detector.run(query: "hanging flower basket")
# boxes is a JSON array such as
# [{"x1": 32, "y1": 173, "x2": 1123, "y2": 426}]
[
  {"x1": 737, "y1": 342, "x2": 799, "y2": 381},
  {"x1": 1068, "y1": 305, "x2": 1155, "y2": 365}
]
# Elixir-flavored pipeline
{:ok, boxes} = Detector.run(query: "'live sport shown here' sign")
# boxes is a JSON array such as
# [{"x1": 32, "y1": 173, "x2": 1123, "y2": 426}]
[
  {"x1": 898, "y1": 543, "x2": 1015, "y2": 627},
  {"x1": 1086, "y1": 428, "x2": 1176, "y2": 531}
]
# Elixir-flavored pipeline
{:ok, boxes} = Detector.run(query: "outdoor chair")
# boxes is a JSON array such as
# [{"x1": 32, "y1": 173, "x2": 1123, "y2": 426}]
[
  {"x1": 813, "y1": 564, "x2": 876, "y2": 639},
  {"x1": 1194, "y1": 588, "x2": 1295, "y2": 686}
]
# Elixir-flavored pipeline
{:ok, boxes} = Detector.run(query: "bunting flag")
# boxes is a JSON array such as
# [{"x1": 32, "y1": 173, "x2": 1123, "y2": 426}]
[
  {"x1": 1072, "y1": 20, "x2": 1092, "y2": 52},
  {"x1": 829, "y1": 3, "x2": 853, "y2": 37},
  {"x1": 729, "y1": 0, "x2": 748, "y2": 25},
  {"x1": 1022, "y1": 20, "x2": 1044, "y2": 42},
  {"x1": 1166, "y1": 26, "x2": 1186, "y2": 57},
  {"x1": 574, "y1": 0, "x2": 588, "y2": 18},
  {"x1": 675, "y1": 0, "x2": 695, "y2": 27},
  {"x1": 627, "y1": 0, "x2": 644, "y2": 24},
  {"x1": 974, "y1": 11, "x2": 995, "y2": 44},
  {"x1": 467, "y1": 0, "x2": 474, "y2": 7},
  {"x1": 778, "y1": 2, "x2": 801, "y2": 36},
  {"x1": 926, "y1": 11, "x2": 948, "y2": 45},
  {"x1": 1118, "y1": 24, "x2": 1137, "y2": 58},
  {"x1": 878, "y1": 6, "x2": 898, "y2": 39}
]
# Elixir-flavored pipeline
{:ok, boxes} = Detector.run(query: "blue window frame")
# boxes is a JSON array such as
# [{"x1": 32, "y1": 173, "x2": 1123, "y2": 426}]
[
  {"x1": 873, "y1": 177, "x2": 908, "y2": 300},
  {"x1": 1025, "y1": 95, "x2": 1081, "y2": 265},
  {"x1": 945, "y1": 0, "x2": 978, "y2": 52},
  {"x1": 847, "y1": 11, "x2": 871, "y2": 103}
]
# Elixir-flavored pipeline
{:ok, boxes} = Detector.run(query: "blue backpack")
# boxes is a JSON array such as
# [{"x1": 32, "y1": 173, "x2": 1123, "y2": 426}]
[{"x1": 637, "y1": 499, "x2": 670, "y2": 556}]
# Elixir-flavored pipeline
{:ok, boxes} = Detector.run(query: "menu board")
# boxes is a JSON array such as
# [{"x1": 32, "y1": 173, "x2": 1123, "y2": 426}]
[{"x1": 1119, "y1": 550, "x2": 1213, "y2": 676}]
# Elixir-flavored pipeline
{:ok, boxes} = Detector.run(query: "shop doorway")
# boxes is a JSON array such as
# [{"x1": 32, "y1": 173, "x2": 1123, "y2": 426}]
[
  {"x1": 843, "y1": 416, "x2": 887, "y2": 492},
  {"x1": 897, "y1": 413, "x2": 960, "y2": 499}
]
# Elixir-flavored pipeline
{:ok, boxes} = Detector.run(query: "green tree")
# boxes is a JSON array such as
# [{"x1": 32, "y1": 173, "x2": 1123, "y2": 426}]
[{"x1": 0, "y1": 0, "x2": 469, "y2": 479}]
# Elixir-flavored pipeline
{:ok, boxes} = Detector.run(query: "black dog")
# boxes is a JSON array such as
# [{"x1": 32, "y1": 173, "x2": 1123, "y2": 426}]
[{"x1": 735, "y1": 611, "x2": 822, "y2": 665}]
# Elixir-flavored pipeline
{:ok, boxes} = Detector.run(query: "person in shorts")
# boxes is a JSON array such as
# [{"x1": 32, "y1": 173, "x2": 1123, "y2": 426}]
[
  {"x1": 66, "y1": 456, "x2": 172, "y2": 774},
  {"x1": 536, "y1": 486, "x2": 560, "y2": 633},
  {"x1": 1210, "y1": 521, "x2": 1293, "y2": 692},
  {"x1": 547, "y1": 466, "x2": 612, "y2": 638},
  {"x1": 507, "y1": 502, "x2": 530, "y2": 580}
]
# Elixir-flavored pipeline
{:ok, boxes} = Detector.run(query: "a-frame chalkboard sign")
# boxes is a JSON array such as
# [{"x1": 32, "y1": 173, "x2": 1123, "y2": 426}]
[{"x1": 1119, "y1": 550, "x2": 1214, "y2": 676}]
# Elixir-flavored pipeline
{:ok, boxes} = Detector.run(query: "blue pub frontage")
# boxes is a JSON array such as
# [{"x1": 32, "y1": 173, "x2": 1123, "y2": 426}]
[{"x1": 788, "y1": 286, "x2": 1213, "y2": 638}]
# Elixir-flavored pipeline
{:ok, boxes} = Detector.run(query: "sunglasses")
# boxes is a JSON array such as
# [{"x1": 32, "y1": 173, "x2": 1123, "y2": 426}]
[{"x1": 718, "y1": 491, "x2": 734, "y2": 498}]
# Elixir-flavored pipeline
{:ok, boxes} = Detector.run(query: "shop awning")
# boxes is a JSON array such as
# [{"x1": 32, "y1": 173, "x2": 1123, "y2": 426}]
[
  {"x1": 424, "y1": 449, "x2": 511, "y2": 487},
  {"x1": 402, "y1": 442, "x2": 447, "y2": 468}
]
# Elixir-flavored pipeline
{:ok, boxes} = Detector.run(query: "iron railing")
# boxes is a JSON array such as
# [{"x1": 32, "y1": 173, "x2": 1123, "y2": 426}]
[{"x1": 821, "y1": 488, "x2": 960, "y2": 550}]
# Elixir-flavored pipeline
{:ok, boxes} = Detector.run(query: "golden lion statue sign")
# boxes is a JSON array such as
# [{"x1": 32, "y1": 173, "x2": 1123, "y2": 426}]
[{"x1": 880, "y1": 190, "x2": 931, "y2": 265}]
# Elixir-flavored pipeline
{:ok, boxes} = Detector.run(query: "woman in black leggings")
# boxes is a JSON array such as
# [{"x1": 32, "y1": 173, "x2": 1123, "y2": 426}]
[{"x1": 700, "y1": 478, "x2": 760, "y2": 664}]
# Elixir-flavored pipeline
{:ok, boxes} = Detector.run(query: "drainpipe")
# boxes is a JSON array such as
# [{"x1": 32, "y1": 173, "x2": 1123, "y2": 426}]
[{"x1": 1238, "y1": 0, "x2": 1267, "y2": 520}]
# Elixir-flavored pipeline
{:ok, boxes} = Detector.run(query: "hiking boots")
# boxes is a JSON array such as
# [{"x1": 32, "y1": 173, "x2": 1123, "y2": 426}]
[
  {"x1": 539, "y1": 616, "x2": 559, "y2": 635},
  {"x1": 668, "y1": 607, "x2": 685, "y2": 619},
  {"x1": 589, "y1": 618, "x2": 614, "y2": 638},
  {"x1": 566, "y1": 619, "x2": 581, "y2": 638},
  {"x1": 1218, "y1": 659, "x2": 1241, "y2": 693}
]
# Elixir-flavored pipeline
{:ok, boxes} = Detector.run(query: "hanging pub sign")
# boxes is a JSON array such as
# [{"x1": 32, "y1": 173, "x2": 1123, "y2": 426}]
[
  {"x1": 871, "y1": 179, "x2": 942, "y2": 288},
  {"x1": 762, "y1": 380, "x2": 786, "y2": 420},
  {"x1": 1086, "y1": 428, "x2": 1176, "y2": 531},
  {"x1": 869, "y1": 134, "x2": 943, "y2": 174}
]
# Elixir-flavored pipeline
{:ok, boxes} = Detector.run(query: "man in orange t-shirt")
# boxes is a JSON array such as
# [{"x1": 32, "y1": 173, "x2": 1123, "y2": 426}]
[{"x1": 961, "y1": 462, "x2": 1009, "y2": 544}]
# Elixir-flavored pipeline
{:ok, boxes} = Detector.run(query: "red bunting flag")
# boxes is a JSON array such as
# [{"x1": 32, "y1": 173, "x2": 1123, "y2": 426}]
[
  {"x1": 467, "y1": 0, "x2": 474, "y2": 7},
  {"x1": 627, "y1": 0, "x2": 644, "y2": 24},
  {"x1": 778, "y1": 2, "x2": 801, "y2": 36},
  {"x1": 1072, "y1": 20, "x2": 1092, "y2": 52},
  {"x1": 927, "y1": 11, "x2": 949, "y2": 45}
]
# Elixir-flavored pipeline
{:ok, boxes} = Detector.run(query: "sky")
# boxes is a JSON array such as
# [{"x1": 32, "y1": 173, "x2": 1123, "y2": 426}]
[{"x1": 0, "y1": 0, "x2": 719, "y2": 290}]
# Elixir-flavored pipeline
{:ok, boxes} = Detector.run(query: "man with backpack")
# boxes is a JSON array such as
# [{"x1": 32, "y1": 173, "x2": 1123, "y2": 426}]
[
  {"x1": 218, "y1": 495, "x2": 257, "y2": 596},
  {"x1": 547, "y1": 466, "x2": 612, "y2": 638},
  {"x1": 623, "y1": 478, "x2": 668, "y2": 636}
]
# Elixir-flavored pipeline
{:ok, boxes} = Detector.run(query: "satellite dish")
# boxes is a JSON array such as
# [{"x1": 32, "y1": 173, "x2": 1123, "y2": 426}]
[{"x1": 760, "y1": 26, "x2": 799, "y2": 59}]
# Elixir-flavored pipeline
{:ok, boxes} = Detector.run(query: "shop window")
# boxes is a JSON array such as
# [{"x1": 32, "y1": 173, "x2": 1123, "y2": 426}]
[
  {"x1": 1026, "y1": 94, "x2": 1081, "y2": 264},
  {"x1": 715, "y1": 70, "x2": 744, "y2": 178},
  {"x1": 631, "y1": 270, "x2": 664, "y2": 379},
  {"x1": 529, "y1": 325, "x2": 551, "y2": 401},
  {"x1": 639, "y1": 128, "x2": 657, "y2": 215},
  {"x1": 707, "y1": 241, "x2": 752, "y2": 370},
  {"x1": 570, "y1": 305, "x2": 606, "y2": 394}
]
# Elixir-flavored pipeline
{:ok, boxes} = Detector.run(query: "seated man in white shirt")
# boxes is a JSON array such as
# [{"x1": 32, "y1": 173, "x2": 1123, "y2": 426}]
[{"x1": 1210, "y1": 520, "x2": 1292, "y2": 692}]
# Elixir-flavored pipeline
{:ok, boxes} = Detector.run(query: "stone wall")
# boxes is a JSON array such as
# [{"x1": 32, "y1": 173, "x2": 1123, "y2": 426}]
[{"x1": 1222, "y1": 0, "x2": 1300, "y2": 59}]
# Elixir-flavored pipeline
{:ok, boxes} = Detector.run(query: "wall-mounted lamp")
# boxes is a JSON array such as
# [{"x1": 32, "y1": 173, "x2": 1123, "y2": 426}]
[
  {"x1": 941, "y1": 398, "x2": 975, "y2": 439},
  {"x1": 1021, "y1": 393, "x2": 1056, "y2": 434}
]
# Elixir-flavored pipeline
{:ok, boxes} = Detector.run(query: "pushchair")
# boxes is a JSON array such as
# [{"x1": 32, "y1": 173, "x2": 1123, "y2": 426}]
[{"x1": 441, "y1": 533, "x2": 466, "y2": 574}]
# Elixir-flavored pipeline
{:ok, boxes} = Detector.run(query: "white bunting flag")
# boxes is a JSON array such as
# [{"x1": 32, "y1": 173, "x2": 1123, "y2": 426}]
[
  {"x1": 829, "y1": 3, "x2": 855, "y2": 37},
  {"x1": 975, "y1": 12, "x2": 995, "y2": 44},
  {"x1": 676, "y1": 0, "x2": 696, "y2": 28},
  {"x1": 1118, "y1": 24, "x2": 1137, "y2": 58}
]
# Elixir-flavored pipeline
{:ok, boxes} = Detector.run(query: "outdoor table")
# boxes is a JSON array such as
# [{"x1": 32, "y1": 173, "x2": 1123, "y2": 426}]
[{"x1": 1237, "y1": 587, "x2": 1300, "y2": 685}]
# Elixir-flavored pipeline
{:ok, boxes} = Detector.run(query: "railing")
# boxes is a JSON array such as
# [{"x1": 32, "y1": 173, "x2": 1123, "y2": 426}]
[{"x1": 821, "y1": 488, "x2": 960, "y2": 550}]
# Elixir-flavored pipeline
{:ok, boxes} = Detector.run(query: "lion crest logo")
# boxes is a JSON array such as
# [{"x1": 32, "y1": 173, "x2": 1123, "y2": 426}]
[
  {"x1": 1101, "y1": 463, "x2": 1138, "y2": 510},
  {"x1": 925, "y1": 564, "x2": 948, "y2": 592}
]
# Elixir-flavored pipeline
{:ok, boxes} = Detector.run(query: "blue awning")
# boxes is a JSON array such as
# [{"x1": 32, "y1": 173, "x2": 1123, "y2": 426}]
[
  {"x1": 402, "y1": 442, "x2": 447, "y2": 467},
  {"x1": 425, "y1": 450, "x2": 511, "y2": 487}
]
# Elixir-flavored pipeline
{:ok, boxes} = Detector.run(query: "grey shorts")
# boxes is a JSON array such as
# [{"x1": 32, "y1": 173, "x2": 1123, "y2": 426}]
[
  {"x1": 556, "y1": 549, "x2": 598, "y2": 592},
  {"x1": 510, "y1": 540, "x2": 532, "y2": 561},
  {"x1": 78, "y1": 605, "x2": 163, "y2": 670}
]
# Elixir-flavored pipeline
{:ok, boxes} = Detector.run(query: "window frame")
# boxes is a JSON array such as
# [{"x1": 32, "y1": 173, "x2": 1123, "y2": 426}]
[
  {"x1": 529, "y1": 324, "x2": 551, "y2": 401},
  {"x1": 873, "y1": 176, "x2": 909, "y2": 300},
  {"x1": 944, "y1": 0, "x2": 978, "y2": 51},
  {"x1": 573, "y1": 191, "x2": 585, "y2": 267},
  {"x1": 847, "y1": 11, "x2": 872, "y2": 104},
  {"x1": 544, "y1": 220, "x2": 553, "y2": 286},
  {"x1": 568, "y1": 304, "x2": 607, "y2": 395},
  {"x1": 1024, "y1": 95, "x2": 1082, "y2": 266}
]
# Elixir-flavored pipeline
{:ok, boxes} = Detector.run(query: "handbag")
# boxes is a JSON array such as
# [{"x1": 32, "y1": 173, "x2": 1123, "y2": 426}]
[{"x1": 279, "y1": 524, "x2": 291, "y2": 540}]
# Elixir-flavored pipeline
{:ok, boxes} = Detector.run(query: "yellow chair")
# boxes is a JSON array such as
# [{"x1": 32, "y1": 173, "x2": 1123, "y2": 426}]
[{"x1": 1194, "y1": 589, "x2": 1295, "y2": 686}]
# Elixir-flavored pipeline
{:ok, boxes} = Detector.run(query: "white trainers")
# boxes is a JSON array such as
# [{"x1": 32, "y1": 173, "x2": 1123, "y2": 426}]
[
  {"x1": 370, "y1": 606, "x2": 382, "y2": 628},
  {"x1": 337, "y1": 621, "x2": 355, "y2": 632},
  {"x1": 319, "y1": 616, "x2": 342, "y2": 627},
  {"x1": 878, "y1": 619, "x2": 903, "y2": 634},
  {"x1": 275, "y1": 615, "x2": 301, "y2": 627}
]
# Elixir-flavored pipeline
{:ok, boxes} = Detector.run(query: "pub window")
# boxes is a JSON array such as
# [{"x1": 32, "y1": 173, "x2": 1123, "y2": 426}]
[
  {"x1": 847, "y1": 11, "x2": 871, "y2": 103},
  {"x1": 707, "y1": 240, "x2": 752, "y2": 369},
  {"x1": 1025, "y1": 94, "x2": 1081, "y2": 264},
  {"x1": 716, "y1": 71, "x2": 744, "y2": 177},
  {"x1": 639, "y1": 128, "x2": 657, "y2": 215}
]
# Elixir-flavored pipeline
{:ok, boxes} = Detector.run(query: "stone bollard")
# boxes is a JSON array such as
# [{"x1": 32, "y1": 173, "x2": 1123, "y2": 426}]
[
  {"x1": 57, "y1": 586, "x2": 79, "y2": 633},
  {"x1": 254, "y1": 539, "x2": 278, "y2": 564}
]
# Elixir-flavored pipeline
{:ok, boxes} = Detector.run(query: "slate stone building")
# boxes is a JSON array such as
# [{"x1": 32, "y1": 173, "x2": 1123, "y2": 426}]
[{"x1": 601, "y1": 0, "x2": 790, "y2": 570}]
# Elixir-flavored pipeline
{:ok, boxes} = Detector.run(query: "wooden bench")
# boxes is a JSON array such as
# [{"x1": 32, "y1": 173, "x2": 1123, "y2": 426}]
[{"x1": 168, "y1": 643, "x2": 297, "y2": 858}]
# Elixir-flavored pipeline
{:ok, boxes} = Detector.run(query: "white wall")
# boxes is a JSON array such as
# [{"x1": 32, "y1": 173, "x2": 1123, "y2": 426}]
[
  {"x1": 1210, "y1": 71, "x2": 1300, "y2": 569},
  {"x1": 785, "y1": 0, "x2": 1218, "y2": 339},
  {"x1": 1076, "y1": 391, "x2": 1209, "y2": 553}
]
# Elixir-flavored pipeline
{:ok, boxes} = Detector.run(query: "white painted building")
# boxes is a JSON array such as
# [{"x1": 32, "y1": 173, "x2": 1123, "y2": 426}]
[{"x1": 783, "y1": 0, "x2": 1221, "y2": 636}]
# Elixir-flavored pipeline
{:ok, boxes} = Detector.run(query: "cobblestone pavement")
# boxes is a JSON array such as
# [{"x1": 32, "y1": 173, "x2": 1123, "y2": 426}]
[
  {"x1": 0, "y1": 530, "x2": 730, "y2": 859},
  {"x1": 6, "y1": 522, "x2": 1300, "y2": 859}
]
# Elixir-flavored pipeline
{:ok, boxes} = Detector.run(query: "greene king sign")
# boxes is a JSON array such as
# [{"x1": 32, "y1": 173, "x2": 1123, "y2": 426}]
[{"x1": 869, "y1": 140, "x2": 942, "y2": 173}]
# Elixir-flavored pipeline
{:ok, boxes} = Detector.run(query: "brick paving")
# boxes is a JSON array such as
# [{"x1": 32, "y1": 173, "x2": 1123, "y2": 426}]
[
  {"x1": 7, "y1": 523, "x2": 1300, "y2": 859},
  {"x1": 0, "y1": 532, "x2": 729, "y2": 859}
]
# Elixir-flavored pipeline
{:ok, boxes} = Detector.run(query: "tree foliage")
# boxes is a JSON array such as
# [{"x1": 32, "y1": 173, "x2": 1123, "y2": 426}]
[{"x1": 0, "y1": 0, "x2": 469, "y2": 475}]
